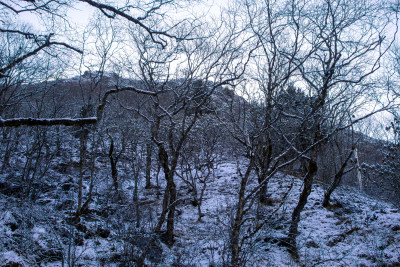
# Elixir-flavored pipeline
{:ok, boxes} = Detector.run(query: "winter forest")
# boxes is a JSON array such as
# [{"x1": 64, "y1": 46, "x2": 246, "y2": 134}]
[{"x1": 1, "y1": 0, "x2": 400, "y2": 266}]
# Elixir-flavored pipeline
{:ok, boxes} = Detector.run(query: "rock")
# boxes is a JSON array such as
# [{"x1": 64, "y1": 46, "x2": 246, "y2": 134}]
[{"x1": 392, "y1": 225, "x2": 400, "y2": 232}]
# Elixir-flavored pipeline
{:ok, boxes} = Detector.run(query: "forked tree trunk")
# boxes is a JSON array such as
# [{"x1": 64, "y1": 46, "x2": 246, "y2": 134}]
[{"x1": 157, "y1": 145, "x2": 177, "y2": 246}]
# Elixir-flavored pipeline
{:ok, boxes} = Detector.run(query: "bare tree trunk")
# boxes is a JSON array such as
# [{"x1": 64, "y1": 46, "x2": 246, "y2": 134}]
[
  {"x1": 77, "y1": 128, "x2": 87, "y2": 212},
  {"x1": 2, "y1": 137, "x2": 12, "y2": 172},
  {"x1": 137, "y1": 188, "x2": 169, "y2": 266},
  {"x1": 157, "y1": 144, "x2": 178, "y2": 246},
  {"x1": 77, "y1": 146, "x2": 96, "y2": 216},
  {"x1": 287, "y1": 159, "x2": 318, "y2": 260},
  {"x1": 231, "y1": 159, "x2": 254, "y2": 266},
  {"x1": 145, "y1": 142, "x2": 152, "y2": 189},
  {"x1": 156, "y1": 162, "x2": 161, "y2": 188},
  {"x1": 165, "y1": 175, "x2": 176, "y2": 246},
  {"x1": 24, "y1": 131, "x2": 46, "y2": 199},
  {"x1": 258, "y1": 177, "x2": 270, "y2": 204},
  {"x1": 55, "y1": 126, "x2": 62, "y2": 156},
  {"x1": 1, "y1": 128, "x2": 19, "y2": 173},
  {"x1": 323, "y1": 146, "x2": 355, "y2": 207},
  {"x1": 355, "y1": 148, "x2": 363, "y2": 191},
  {"x1": 257, "y1": 136, "x2": 273, "y2": 204},
  {"x1": 108, "y1": 136, "x2": 119, "y2": 192},
  {"x1": 133, "y1": 165, "x2": 140, "y2": 228},
  {"x1": 197, "y1": 179, "x2": 208, "y2": 222}
]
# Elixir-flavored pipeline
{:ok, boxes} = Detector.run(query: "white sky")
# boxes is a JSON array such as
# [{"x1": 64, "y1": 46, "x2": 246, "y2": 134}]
[
  {"x1": 18, "y1": 2, "x2": 94, "y2": 32},
  {"x1": 7, "y1": 0, "x2": 400, "y2": 139},
  {"x1": 17, "y1": 0, "x2": 227, "y2": 33}
]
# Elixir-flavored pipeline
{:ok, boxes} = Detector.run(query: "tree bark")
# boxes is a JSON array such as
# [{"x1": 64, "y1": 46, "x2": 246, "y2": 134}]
[
  {"x1": 231, "y1": 159, "x2": 254, "y2": 266},
  {"x1": 77, "y1": 128, "x2": 87, "y2": 212},
  {"x1": 145, "y1": 142, "x2": 152, "y2": 189},
  {"x1": 258, "y1": 177, "x2": 270, "y2": 205},
  {"x1": 165, "y1": 175, "x2": 176, "y2": 246},
  {"x1": 108, "y1": 137, "x2": 119, "y2": 192},
  {"x1": 157, "y1": 145, "x2": 177, "y2": 246},
  {"x1": 287, "y1": 159, "x2": 318, "y2": 259},
  {"x1": 256, "y1": 135, "x2": 273, "y2": 204},
  {"x1": 0, "y1": 117, "x2": 97, "y2": 127},
  {"x1": 323, "y1": 146, "x2": 355, "y2": 207}
]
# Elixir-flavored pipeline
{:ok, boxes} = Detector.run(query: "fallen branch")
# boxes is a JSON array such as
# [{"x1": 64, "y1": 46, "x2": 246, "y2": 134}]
[{"x1": 0, "y1": 117, "x2": 97, "y2": 127}]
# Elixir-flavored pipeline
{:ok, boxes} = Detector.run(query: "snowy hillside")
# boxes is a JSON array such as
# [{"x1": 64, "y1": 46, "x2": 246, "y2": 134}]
[
  {"x1": 1, "y1": 158, "x2": 400, "y2": 266},
  {"x1": 2, "y1": 0, "x2": 400, "y2": 265}
]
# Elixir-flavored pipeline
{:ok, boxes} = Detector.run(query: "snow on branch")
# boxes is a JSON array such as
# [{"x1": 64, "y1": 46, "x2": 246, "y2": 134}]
[
  {"x1": 0, "y1": 85, "x2": 156, "y2": 127},
  {"x1": 96, "y1": 86, "x2": 156, "y2": 121},
  {"x1": 0, "y1": 117, "x2": 98, "y2": 127}
]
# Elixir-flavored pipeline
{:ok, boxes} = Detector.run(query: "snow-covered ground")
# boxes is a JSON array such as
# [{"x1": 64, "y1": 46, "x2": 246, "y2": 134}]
[{"x1": 1, "y1": 159, "x2": 400, "y2": 266}]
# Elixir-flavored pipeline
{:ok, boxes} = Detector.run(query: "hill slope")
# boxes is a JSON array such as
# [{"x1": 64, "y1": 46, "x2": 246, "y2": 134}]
[{"x1": 1, "y1": 158, "x2": 400, "y2": 266}]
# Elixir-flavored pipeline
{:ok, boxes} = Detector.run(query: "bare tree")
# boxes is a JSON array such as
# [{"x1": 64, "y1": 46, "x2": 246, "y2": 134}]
[
  {"x1": 220, "y1": 0, "x2": 399, "y2": 264},
  {"x1": 223, "y1": 0, "x2": 314, "y2": 263},
  {"x1": 285, "y1": 0, "x2": 398, "y2": 259},
  {"x1": 177, "y1": 115, "x2": 220, "y2": 222},
  {"x1": 0, "y1": 0, "x2": 195, "y2": 127},
  {"x1": 111, "y1": 15, "x2": 255, "y2": 263}
]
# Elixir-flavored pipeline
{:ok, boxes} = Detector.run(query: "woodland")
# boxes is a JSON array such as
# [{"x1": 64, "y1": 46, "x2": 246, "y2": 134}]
[{"x1": 1, "y1": 0, "x2": 400, "y2": 266}]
